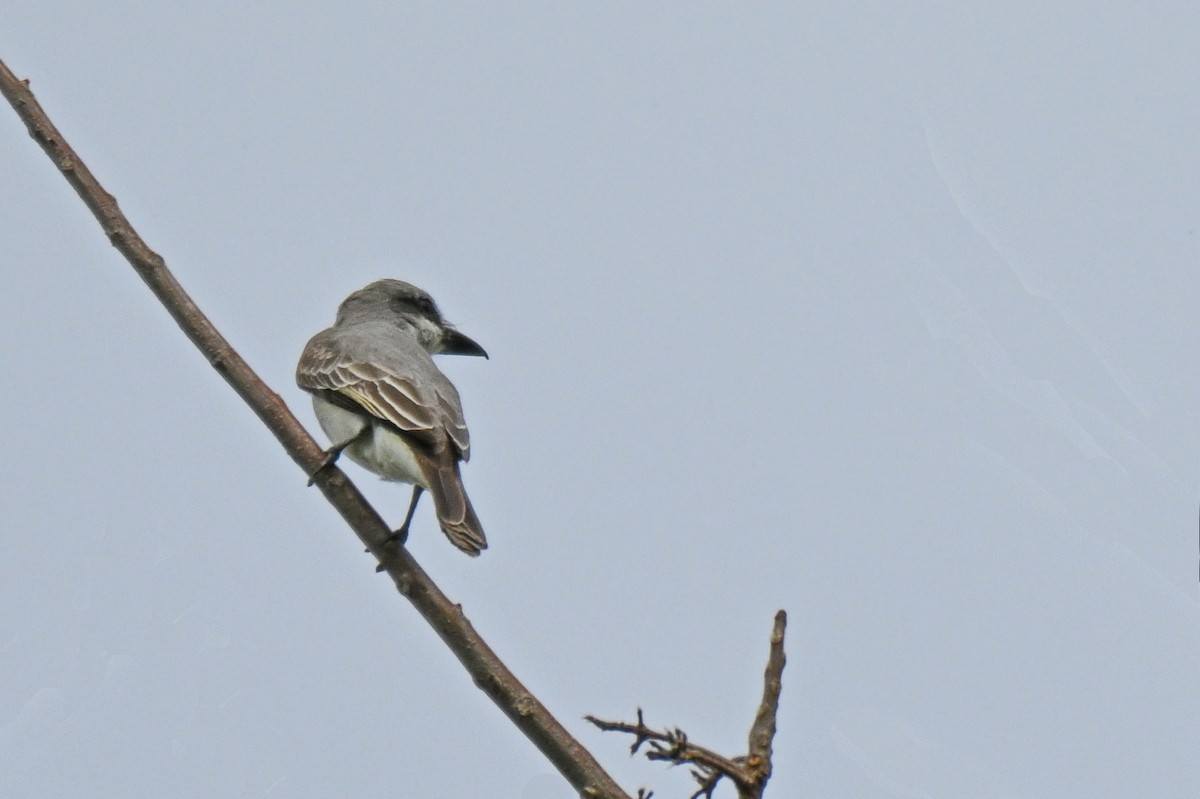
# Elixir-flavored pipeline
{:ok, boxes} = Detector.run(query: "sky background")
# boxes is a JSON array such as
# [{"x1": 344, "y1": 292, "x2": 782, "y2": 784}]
[{"x1": 2, "y1": 4, "x2": 1198, "y2": 798}]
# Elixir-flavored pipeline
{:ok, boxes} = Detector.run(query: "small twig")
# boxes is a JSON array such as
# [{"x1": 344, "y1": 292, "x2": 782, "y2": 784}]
[
  {"x1": 587, "y1": 612, "x2": 787, "y2": 798},
  {"x1": 687, "y1": 768, "x2": 723, "y2": 799},
  {"x1": 586, "y1": 710, "x2": 748, "y2": 797},
  {"x1": 586, "y1": 709, "x2": 747, "y2": 778}
]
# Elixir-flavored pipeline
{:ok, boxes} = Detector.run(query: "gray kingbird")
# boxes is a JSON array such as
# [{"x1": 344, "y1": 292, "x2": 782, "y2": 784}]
[{"x1": 296, "y1": 279, "x2": 488, "y2": 555}]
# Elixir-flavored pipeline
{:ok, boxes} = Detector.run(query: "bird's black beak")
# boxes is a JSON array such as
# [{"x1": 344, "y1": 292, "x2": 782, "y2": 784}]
[{"x1": 442, "y1": 328, "x2": 488, "y2": 358}]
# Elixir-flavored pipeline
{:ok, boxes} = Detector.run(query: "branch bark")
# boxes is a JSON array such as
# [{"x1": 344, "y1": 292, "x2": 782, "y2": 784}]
[
  {"x1": 0, "y1": 56, "x2": 630, "y2": 799},
  {"x1": 745, "y1": 609, "x2": 787, "y2": 790},
  {"x1": 587, "y1": 611, "x2": 787, "y2": 799}
]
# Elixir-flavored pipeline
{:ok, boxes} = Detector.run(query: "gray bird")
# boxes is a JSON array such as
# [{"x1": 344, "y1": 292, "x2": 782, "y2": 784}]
[{"x1": 296, "y1": 279, "x2": 489, "y2": 555}]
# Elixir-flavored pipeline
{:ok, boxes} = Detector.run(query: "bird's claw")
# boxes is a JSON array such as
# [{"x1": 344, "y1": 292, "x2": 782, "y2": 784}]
[
  {"x1": 372, "y1": 526, "x2": 410, "y2": 572},
  {"x1": 306, "y1": 449, "x2": 342, "y2": 486}
]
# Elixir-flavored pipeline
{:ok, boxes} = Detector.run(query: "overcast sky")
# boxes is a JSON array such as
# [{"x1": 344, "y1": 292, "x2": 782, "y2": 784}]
[{"x1": 2, "y1": 4, "x2": 1198, "y2": 798}]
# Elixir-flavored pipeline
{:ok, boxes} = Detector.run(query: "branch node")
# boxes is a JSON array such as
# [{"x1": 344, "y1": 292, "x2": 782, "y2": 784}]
[
  {"x1": 587, "y1": 611, "x2": 788, "y2": 798},
  {"x1": 514, "y1": 694, "x2": 536, "y2": 717}
]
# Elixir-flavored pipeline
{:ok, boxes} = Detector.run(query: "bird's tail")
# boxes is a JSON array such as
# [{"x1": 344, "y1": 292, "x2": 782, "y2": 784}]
[{"x1": 428, "y1": 461, "x2": 487, "y2": 556}]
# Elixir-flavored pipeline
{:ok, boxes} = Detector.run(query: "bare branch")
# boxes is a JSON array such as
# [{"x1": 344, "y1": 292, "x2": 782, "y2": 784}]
[
  {"x1": 745, "y1": 610, "x2": 787, "y2": 787},
  {"x1": 586, "y1": 709, "x2": 748, "y2": 780},
  {"x1": 0, "y1": 56, "x2": 630, "y2": 799},
  {"x1": 587, "y1": 612, "x2": 787, "y2": 798},
  {"x1": 587, "y1": 710, "x2": 750, "y2": 797}
]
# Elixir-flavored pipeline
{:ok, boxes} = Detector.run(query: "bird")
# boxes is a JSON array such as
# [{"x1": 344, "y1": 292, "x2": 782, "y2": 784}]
[{"x1": 296, "y1": 279, "x2": 489, "y2": 555}]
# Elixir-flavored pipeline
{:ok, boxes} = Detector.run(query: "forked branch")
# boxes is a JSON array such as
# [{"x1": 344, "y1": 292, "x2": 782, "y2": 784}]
[{"x1": 587, "y1": 610, "x2": 787, "y2": 799}]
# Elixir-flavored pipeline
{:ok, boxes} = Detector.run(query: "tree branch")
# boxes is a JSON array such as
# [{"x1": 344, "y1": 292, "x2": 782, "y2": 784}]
[
  {"x1": 586, "y1": 708, "x2": 749, "y2": 799},
  {"x1": 745, "y1": 610, "x2": 787, "y2": 789},
  {"x1": 0, "y1": 56, "x2": 630, "y2": 799},
  {"x1": 587, "y1": 611, "x2": 787, "y2": 798}
]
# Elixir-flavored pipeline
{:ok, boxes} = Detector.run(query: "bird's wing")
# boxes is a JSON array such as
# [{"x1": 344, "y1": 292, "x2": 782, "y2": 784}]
[
  {"x1": 432, "y1": 383, "x2": 472, "y2": 461},
  {"x1": 297, "y1": 341, "x2": 471, "y2": 459}
]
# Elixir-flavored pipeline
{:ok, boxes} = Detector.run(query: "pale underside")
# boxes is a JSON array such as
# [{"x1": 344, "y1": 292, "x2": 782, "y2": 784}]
[{"x1": 311, "y1": 396, "x2": 428, "y2": 486}]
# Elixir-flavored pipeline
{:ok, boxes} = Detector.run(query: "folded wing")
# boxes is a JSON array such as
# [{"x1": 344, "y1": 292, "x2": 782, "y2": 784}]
[{"x1": 297, "y1": 341, "x2": 471, "y2": 460}]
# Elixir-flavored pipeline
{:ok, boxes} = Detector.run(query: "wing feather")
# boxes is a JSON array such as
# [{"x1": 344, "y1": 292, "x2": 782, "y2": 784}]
[
  {"x1": 435, "y1": 386, "x2": 471, "y2": 460},
  {"x1": 297, "y1": 340, "x2": 470, "y2": 459}
]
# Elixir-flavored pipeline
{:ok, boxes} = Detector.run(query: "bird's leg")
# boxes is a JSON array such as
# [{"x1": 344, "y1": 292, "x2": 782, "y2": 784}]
[
  {"x1": 306, "y1": 427, "x2": 369, "y2": 486},
  {"x1": 388, "y1": 486, "x2": 424, "y2": 545},
  {"x1": 375, "y1": 487, "x2": 424, "y2": 572}
]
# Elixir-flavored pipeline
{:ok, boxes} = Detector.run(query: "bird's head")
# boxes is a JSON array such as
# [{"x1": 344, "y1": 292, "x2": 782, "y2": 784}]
[{"x1": 336, "y1": 279, "x2": 488, "y2": 358}]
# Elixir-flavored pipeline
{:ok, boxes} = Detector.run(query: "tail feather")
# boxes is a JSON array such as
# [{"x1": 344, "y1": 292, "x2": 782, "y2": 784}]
[{"x1": 428, "y1": 460, "x2": 487, "y2": 556}]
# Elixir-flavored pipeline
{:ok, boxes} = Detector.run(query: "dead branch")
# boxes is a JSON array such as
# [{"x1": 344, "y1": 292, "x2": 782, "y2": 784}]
[
  {"x1": 0, "y1": 56, "x2": 630, "y2": 799},
  {"x1": 745, "y1": 609, "x2": 787, "y2": 787},
  {"x1": 587, "y1": 610, "x2": 787, "y2": 799}
]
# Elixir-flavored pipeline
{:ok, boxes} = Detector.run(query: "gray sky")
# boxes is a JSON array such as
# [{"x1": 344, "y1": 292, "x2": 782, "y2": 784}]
[{"x1": 3, "y1": 4, "x2": 1198, "y2": 798}]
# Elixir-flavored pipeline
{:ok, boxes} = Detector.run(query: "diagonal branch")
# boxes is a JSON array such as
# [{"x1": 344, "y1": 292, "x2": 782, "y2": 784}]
[{"x1": 0, "y1": 56, "x2": 630, "y2": 799}]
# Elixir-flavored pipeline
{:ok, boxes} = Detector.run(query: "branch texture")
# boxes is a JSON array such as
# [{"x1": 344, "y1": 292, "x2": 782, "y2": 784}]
[
  {"x1": 746, "y1": 610, "x2": 787, "y2": 787},
  {"x1": 0, "y1": 56, "x2": 629, "y2": 799},
  {"x1": 587, "y1": 611, "x2": 787, "y2": 799}
]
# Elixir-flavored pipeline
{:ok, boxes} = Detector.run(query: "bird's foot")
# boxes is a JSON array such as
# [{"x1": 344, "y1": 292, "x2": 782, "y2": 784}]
[
  {"x1": 306, "y1": 448, "x2": 342, "y2": 486},
  {"x1": 371, "y1": 525, "x2": 410, "y2": 571}
]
